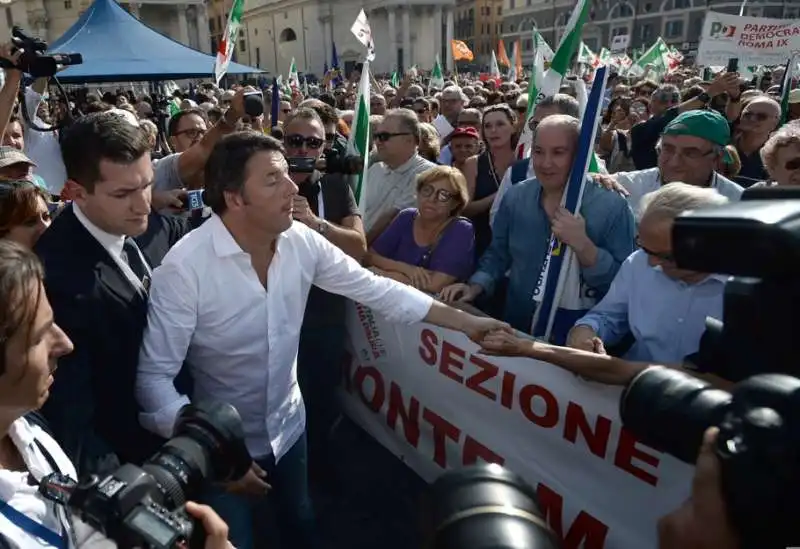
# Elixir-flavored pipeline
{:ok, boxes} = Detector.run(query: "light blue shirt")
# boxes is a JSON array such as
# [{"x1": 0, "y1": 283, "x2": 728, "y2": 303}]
[
  {"x1": 575, "y1": 250, "x2": 726, "y2": 364},
  {"x1": 470, "y1": 176, "x2": 636, "y2": 336}
]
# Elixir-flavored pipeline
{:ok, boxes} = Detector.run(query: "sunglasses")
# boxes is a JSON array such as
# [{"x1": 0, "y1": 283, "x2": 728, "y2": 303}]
[
  {"x1": 418, "y1": 184, "x2": 455, "y2": 202},
  {"x1": 285, "y1": 134, "x2": 324, "y2": 149},
  {"x1": 325, "y1": 132, "x2": 337, "y2": 142},
  {"x1": 785, "y1": 157, "x2": 800, "y2": 171},
  {"x1": 374, "y1": 131, "x2": 410, "y2": 142},
  {"x1": 282, "y1": 108, "x2": 292, "y2": 114}
]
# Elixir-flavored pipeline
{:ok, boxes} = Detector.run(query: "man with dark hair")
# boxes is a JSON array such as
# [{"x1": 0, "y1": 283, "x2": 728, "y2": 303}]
[
  {"x1": 35, "y1": 111, "x2": 190, "y2": 475},
  {"x1": 136, "y1": 131, "x2": 509, "y2": 549},
  {"x1": 167, "y1": 108, "x2": 209, "y2": 153}
]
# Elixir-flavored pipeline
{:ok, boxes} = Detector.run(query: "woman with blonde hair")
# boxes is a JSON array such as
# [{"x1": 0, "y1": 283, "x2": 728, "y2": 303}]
[
  {"x1": 418, "y1": 123, "x2": 441, "y2": 163},
  {"x1": 366, "y1": 166, "x2": 475, "y2": 292}
]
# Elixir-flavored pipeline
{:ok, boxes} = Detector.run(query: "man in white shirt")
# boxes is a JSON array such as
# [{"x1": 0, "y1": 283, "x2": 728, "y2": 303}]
[
  {"x1": 23, "y1": 84, "x2": 67, "y2": 196},
  {"x1": 135, "y1": 132, "x2": 508, "y2": 549}
]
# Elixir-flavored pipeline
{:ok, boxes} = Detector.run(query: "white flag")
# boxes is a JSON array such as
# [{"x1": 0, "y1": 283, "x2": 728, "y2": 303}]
[{"x1": 350, "y1": 9, "x2": 375, "y2": 61}]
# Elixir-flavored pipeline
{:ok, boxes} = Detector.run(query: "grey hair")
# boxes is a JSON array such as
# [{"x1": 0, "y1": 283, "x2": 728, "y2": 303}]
[
  {"x1": 537, "y1": 93, "x2": 580, "y2": 118},
  {"x1": 532, "y1": 114, "x2": 580, "y2": 144},
  {"x1": 459, "y1": 107, "x2": 483, "y2": 122},
  {"x1": 442, "y1": 85, "x2": 468, "y2": 103},
  {"x1": 640, "y1": 182, "x2": 729, "y2": 221},
  {"x1": 761, "y1": 120, "x2": 800, "y2": 175},
  {"x1": 384, "y1": 108, "x2": 421, "y2": 142}
]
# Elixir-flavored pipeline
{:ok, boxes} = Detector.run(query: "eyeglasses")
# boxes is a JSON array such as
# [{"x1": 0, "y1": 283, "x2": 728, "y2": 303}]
[
  {"x1": 374, "y1": 131, "x2": 411, "y2": 142},
  {"x1": 418, "y1": 183, "x2": 455, "y2": 202},
  {"x1": 174, "y1": 128, "x2": 206, "y2": 139},
  {"x1": 516, "y1": 107, "x2": 527, "y2": 114},
  {"x1": 285, "y1": 134, "x2": 324, "y2": 149},
  {"x1": 325, "y1": 132, "x2": 337, "y2": 142},
  {"x1": 637, "y1": 239, "x2": 674, "y2": 263},
  {"x1": 414, "y1": 108, "x2": 428, "y2": 115},
  {"x1": 656, "y1": 143, "x2": 716, "y2": 161},
  {"x1": 785, "y1": 157, "x2": 800, "y2": 171},
  {"x1": 742, "y1": 111, "x2": 772, "y2": 122},
  {"x1": 652, "y1": 92, "x2": 679, "y2": 103}
]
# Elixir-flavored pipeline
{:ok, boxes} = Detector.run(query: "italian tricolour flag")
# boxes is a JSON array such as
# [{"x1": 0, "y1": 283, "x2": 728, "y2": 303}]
[
  {"x1": 348, "y1": 61, "x2": 371, "y2": 206},
  {"x1": 214, "y1": 0, "x2": 245, "y2": 84},
  {"x1": 516, "y1": 0, "x2": 590, "y2": 158}
]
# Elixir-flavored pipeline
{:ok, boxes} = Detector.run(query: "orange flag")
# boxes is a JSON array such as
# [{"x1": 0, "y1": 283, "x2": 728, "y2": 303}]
[
  {"x1": 514, "y1": 39, "x2": 523, "y2": 77},
  {"x1": 451, "y1": 40, "x2": 474, "y2": 62},
  {"x1": 497, "y1": 40, "x2": 511, "y2": 67}
]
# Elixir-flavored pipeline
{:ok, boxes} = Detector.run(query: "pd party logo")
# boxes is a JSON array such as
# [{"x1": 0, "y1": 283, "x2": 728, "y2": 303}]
[{"x1": 709, "y1": 22, "x2": 737, "y2": 38}]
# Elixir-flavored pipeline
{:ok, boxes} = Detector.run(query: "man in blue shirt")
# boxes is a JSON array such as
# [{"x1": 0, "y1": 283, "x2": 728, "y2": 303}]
[
  {"x1": 567, "y1": 182, "x2": 728, "y2": 363},
  {"x1": 440, "y1": 115, "x2": 635, "y2": 342}
]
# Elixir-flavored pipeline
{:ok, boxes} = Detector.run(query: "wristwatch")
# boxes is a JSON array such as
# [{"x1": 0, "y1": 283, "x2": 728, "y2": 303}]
[
  {"x1": 696, "y1": 92, "x2": 712, "y2": 105},
  {"x1": 317, "y1": 220, "x2": 328, "y2": 235}
]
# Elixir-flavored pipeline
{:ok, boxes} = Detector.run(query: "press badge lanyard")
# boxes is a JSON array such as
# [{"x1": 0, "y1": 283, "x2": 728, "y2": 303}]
[{"x1": 0, "y1": 438, "x2": 76, "y2": 549}]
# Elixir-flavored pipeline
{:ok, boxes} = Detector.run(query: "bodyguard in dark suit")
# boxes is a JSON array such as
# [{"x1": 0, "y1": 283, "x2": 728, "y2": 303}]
[{"x1": 35, "y1": 113, "x2": 189, "y2": 475}]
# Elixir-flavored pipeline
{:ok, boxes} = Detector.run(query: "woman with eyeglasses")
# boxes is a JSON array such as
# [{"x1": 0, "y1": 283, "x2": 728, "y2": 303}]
[
  {"x1": 0, "y1": 182, "x2": 52, "y2": 249},
  {"x1": 366, "y1": 166, "x2": 475, "y2": 293},
  {"x1": 462, "y1": 104, "x2": 518, "y2": 259},
  {"x1": 756, "y1": 121, "x2": 800, "y2": 187}
]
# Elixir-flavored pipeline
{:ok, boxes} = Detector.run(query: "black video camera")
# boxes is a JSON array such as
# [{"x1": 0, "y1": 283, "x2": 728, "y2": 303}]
[
  {"x1": 620, "y1": 187, "x2": 800, "y2": 549},
  {"x1": 42, "y1": 402, "x2": 251, "y2": 549},
  {"x1": 4, "y1": 26, "x2": 82, "y2": 78}
]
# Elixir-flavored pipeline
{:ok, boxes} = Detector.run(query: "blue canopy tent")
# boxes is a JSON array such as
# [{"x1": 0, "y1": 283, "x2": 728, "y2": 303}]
[{"x1": 48, "y1": 0, "x2": 261, "y2": 82}]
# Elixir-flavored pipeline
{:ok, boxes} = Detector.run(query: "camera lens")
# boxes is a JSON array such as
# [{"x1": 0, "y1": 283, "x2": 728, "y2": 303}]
[
  {"x1": 619, "y1": 366, "x2": 732, "y2": 463},
  {"x1": 142, "y1": 401, "x2": 251, "y2": 509},
  {"x1": 425, "y1": 464, "x2": 559, "y2": 549}
]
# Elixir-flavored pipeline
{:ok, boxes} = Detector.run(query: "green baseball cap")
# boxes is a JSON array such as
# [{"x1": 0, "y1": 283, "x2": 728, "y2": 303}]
[{"x1": 662, "y1": 109, "x2": 733, "y2": 163}]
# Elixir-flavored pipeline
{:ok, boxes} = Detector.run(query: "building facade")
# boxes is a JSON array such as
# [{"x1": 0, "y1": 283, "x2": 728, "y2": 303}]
[
  {"x1": 241, "y1": 0, "x2": 458, "y2": 77},
  {"x1": 454, "y1": 0, "x2": 503, "y2": 63},
  {"x1": 502, "y1": 0, "x2": 800, "y2": 64},
  {"x1": 0, "y1": 0, "x2": 212, "y2": 52}
]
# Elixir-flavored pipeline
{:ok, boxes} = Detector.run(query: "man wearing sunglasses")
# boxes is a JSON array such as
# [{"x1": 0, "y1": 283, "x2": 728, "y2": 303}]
[
  {"x1": 282, "y1": 107, "x2": 366, "y2": 488},
  {"x1": 363, "y1": 109, "x2": 435, "y2": 244}
]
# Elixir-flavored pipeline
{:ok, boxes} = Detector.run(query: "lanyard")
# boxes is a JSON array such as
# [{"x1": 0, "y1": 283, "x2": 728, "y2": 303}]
[{"x1": 0, "y1": 500, "x2": 67, "y2": 548}]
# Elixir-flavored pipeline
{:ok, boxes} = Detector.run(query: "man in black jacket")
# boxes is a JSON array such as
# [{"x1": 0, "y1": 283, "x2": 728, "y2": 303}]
[{"x1": 35, "y1": 112, "x2": 190, "y2": 475}]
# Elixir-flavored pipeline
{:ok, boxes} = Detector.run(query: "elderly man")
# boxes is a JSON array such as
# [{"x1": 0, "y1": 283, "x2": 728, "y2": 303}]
[
  {"x1": 362, "y1": 108, "x2": 435, "y2": 243},
  {"x1": 490, "y1": 94, "x2": 581, "y2": 226},
  {"x1": 441, "y1": 115, "x2": 636, "y2": 343},
  {"x1": 566, "y1": 183, "x2": 729, "y2": 364},
  {"x1": 613, "y1": 109, "x2": 743, "y2": 217}
]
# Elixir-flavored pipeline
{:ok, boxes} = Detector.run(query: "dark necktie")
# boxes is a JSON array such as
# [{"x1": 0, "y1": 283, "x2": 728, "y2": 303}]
[{"x1": 121, "y1": 238, "x2": 150, "y2": 289}]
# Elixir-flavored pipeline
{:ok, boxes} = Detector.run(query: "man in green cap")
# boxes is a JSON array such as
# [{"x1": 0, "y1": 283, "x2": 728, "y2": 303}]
[{"x1": 613, "y1": 109, "x2": 744, "y2": 217}]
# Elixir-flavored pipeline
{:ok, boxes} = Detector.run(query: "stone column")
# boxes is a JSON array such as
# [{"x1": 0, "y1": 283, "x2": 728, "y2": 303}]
[
  {"x1": 388, "y1": 8, "x2": 397, "y2": 71},
  {"x1": 445, "y1": 8, "x2": 454, "y2": 72},
  {"x1": 402, "y1": 7, "x2": 411, "y2": 71},
  {"x1": 197, "y1": 4, "x2": 211, "y2": 53},
  {"x1": 433, "y1": 6, "x2": 443, "y2": 64},
  {"x1": 128, "y1": 2, "x2": 140, "y2": 19},
  {"x1": 177, "y1": 6, "x2": 190, "y2": 46}
]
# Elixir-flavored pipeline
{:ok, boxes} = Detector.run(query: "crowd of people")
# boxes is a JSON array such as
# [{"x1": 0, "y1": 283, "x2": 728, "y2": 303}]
[{"x1": 0, "y1": 36, "x2": 797, "y2": 549}]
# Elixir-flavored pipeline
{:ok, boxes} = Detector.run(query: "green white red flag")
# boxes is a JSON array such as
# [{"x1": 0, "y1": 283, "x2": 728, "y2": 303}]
[{"x1": 214, "y1": 0, "x2": 244, "y2": 84}]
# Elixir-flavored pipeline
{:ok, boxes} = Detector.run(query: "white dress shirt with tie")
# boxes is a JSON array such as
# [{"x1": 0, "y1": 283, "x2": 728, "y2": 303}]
[{"x1": 136, "y1": 215, "x2": 434, "y2": 461}]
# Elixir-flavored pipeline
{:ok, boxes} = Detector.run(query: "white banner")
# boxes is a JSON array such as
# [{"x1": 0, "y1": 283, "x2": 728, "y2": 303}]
[
  {"x1": 339, "y1": 303, "x2": 695, "y2": 549},
  {"x1": 611, "y1": 34, "x2": 630, "y2": 53},
  {"x1": 697, "y1": 12, "x2": 800, "y2": 67}
]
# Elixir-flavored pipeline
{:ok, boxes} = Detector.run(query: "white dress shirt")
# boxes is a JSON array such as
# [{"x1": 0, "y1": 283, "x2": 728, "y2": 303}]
[
  {"x1": 0, "y1": 418, "x2": 77, "y2": 549},
  {"x1": 23, "y1": 87, "x2": 67, "y2": 196},
  {"x1": 72, "y1": 204, "x2": 151, "y2": 292},
  {"x1": 136, "y1": 215, "x2": 434, "y2": 461}
]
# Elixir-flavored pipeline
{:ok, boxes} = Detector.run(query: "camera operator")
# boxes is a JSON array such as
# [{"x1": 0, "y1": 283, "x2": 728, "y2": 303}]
[
  {"x1": 0, "y1": 241, "x2": 233, "y2": 549},
  {"x1": 657, "y1": 427, "x2": 739, "y2": 549}
]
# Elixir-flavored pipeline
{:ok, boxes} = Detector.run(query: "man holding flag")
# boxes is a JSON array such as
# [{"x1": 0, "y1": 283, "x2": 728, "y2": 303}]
[{"x1": 441, "y1": 115, "x2": 635, "y2": 342}]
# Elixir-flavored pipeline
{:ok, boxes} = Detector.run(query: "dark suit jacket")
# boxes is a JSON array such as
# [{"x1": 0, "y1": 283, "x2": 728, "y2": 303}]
[{"x1": 34, "y1": 205, "x2": 189, "y2": 474}]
